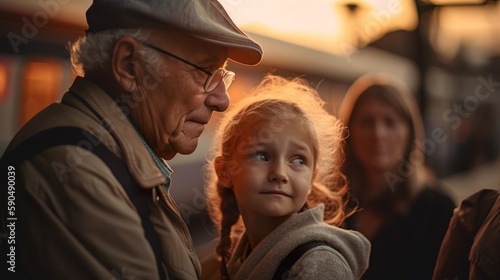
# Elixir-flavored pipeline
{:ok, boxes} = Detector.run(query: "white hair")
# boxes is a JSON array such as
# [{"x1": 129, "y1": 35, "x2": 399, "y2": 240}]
[{"x1": 68, "y1": 28, "x2": 161, "y2": 76}]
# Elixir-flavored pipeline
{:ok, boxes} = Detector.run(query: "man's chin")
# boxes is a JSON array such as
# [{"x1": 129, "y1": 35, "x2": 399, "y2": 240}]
[{"x1": 171, "y1": 137, "x2": 200, "y2": 156}]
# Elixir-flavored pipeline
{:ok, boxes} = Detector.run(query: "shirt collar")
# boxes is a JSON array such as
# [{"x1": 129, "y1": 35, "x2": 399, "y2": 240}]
[{"x1": 127, "y1": 118, "x2": 173, "y2": 190}]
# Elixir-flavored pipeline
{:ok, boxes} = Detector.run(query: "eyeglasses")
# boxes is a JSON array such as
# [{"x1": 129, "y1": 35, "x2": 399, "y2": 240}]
[{"x1": 141, "y1": 42, "x2": 235, "y2": 93}]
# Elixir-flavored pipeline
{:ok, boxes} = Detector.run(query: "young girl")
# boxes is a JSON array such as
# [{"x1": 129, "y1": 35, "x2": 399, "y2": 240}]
[{"x1": 203, "y1": 75, "x2": 370, "y2": 280}]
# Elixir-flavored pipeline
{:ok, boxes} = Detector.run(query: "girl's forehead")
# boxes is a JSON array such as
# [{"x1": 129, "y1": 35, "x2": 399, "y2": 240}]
[
  {"x1": 239, "y1": 113, "x2": 309, "y2": 133},
  {"x1": 227, "y1": 102, "x2": 316, "y2": 149},
  {"x1": 235, "y1": 117, "x2": 316, "y2": 150}
]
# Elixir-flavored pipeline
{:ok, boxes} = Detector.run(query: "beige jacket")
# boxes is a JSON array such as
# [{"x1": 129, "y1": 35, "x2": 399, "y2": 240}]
[{"x1": 2, "y1": 77, "x2": 201, "y2": 279}]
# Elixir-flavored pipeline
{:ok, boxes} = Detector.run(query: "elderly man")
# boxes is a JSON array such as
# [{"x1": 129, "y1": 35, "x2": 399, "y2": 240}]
[{"x1": 0, "y1": 0, "x2": 262, "y2": 279}]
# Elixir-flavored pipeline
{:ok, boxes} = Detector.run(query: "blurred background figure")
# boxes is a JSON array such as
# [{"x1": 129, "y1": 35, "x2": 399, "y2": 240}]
[
  {"x1": 338, "y1": 73, "x2": 456, "y2": 280},
  {"x1": 433, "y1": 188, "x2": 500, "y2": 280},
  {"x1": 446, "y1": 102, "x2": 499, "y2": 175}
]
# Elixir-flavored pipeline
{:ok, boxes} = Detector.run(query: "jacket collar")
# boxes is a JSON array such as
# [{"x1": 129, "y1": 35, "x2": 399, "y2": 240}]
[{"x1": 66, "y1": 77, "x2": 169, "y2": 189}]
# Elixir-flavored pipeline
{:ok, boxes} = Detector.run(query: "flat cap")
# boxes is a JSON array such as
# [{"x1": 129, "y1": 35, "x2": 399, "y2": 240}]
[{"x1": 86, "y1": 0, "x2": 263, "y2": 65}]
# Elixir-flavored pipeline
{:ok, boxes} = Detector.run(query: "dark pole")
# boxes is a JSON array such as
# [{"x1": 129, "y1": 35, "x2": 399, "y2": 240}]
[{"x1": 414, "y1": 0, "x2": 432, "y2": 120}]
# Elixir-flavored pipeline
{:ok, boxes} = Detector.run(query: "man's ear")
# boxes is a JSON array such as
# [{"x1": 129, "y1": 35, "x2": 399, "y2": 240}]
[
  {"x1": 214, "y1": 156, "x2": 232, "y2": 188},
  {"x1": 111, "y1": 36, "x2": 140, "y2": 93}
]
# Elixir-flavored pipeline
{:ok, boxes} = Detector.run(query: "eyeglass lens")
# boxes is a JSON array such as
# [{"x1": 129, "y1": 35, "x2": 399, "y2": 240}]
[{"x1": 205, "y1": 69, "x2": 235, "y2": 92}]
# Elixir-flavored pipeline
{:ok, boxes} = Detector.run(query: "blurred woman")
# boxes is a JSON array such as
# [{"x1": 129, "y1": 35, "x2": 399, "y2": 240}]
[{"x1": 338, "y1": 73, "x2": 456, "y2": 280}]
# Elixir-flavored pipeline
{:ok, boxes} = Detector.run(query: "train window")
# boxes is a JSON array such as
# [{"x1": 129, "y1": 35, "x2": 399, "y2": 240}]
[{"x1": 19, "y1": 60, "x2": 62, "y2": 128}]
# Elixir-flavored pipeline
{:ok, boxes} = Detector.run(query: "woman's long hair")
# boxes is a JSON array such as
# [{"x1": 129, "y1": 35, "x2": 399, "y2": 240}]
[{"x1": 338, "y1": 73, "x2": 431, "y2": 214}]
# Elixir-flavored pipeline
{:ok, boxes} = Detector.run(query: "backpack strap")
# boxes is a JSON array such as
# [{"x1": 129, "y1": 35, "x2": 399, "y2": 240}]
[
  {"x1": 273, "y1": 241, "x2": 331, "y2": 280},
  {"x1": 1, "y1": 126, "x2": 166, "y2": 279}
]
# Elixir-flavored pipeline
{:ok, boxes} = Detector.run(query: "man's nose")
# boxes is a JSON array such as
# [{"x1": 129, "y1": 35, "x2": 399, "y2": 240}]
[{"x1": 205, "y1": 82, "x2": 230, "y2": 112}]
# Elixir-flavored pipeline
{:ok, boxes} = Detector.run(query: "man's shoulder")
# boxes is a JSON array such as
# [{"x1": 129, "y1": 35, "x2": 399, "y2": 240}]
[{"x1": 4, "y1": 99, "x2": 106, "y2": 156}]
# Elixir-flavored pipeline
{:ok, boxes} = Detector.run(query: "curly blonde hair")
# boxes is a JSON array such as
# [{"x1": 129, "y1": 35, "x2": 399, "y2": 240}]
[{"x1": 205, "y1": 75, "x2": 354, "y2": 261}]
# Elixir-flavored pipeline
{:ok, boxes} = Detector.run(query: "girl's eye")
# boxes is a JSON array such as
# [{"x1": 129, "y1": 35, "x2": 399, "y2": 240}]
[
  {"x1": 291, "y1": 157, "x2": 306, "y2": 166},
  {"x1": 251, "y1": 152, "x2": 269, "y2": 161}
]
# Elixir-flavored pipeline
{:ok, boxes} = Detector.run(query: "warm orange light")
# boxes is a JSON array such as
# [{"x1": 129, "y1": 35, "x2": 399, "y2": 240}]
[
  {"x1": 0, "y1": 63, "x2": 7, "y2": 102},
  {"x1": 428, "y1": 4, "x2": 499, "y2": 64},
  {"x1": 220, "y1": 0, "x2": 418, "y2": 57},
  {"x1": 423, "y1": 0, "x2": 485, "y2": 5},
  {"x1": 20, "y1": 60, "x2": 62, "y2": 127}
]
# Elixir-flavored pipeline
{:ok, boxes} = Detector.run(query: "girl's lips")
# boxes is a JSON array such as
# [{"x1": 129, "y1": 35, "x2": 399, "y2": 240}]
[{"x1": 261, "y1": 190, "x2": 291, "y2": 197}]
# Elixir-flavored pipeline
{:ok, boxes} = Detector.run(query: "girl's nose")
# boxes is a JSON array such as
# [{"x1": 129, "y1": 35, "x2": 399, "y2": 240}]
[{"x1": 268, "y1": 161, "x2": 289, "y2": 184}]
